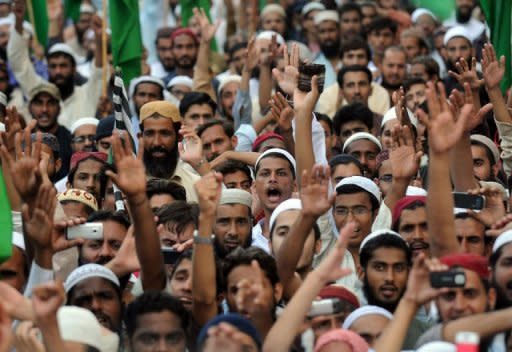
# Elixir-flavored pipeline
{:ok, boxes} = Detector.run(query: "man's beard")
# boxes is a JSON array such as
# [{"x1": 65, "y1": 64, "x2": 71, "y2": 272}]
[
  {"x1": 143, "y1": 144, "x2": 179, "y2": 179},
  {"x1": 493, "y1": 278, "x2": 512, "y2": 309},
  {"x1": 456, "y1": 6, "x2": 473, "y2": 23},
  {"x1": 320, "y1": 40, "x2": 340, "y2": 59},
  {"x1": 176, "y1": 56, "x2": 197, "y2": 70},
  {"x1": 213, "y1": 231, "x2": 252, "y2": 258},
  {"x1": 381, "y1": 77, "x2": 402, "y2": 92},
  {"x1": 52, "y1": 74, "x2": 75, "y2": 99},
  {"x1": 363, "y1": 276, "x2": 403, "y2": 313}
]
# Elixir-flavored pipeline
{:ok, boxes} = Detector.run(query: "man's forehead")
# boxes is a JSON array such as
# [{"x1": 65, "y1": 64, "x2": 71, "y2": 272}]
[
  {"x1": 347, "y1": 139, "x2": 379, "y2": 152},
  {"x1": 335, "y1": 191, "x2": 372, "y2": 205},
  {"x1": 71, "y1": 277, "x2": 117, "y2": 295},
  {"x1": 275, "y1": 209, "x2": 300, "y2": 227},
  {"x1": 369, "y1": 247, "x2": 407, "y2": 261},
  {"x1": 217, "y1": 203, "x2": 250, "y2": 216},
  {"x1": 258, "y1": 155, "x2": 291, "y2": 169}
]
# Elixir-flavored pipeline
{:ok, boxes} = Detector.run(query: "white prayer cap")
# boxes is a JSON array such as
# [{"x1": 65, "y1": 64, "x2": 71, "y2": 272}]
[
  {"x1": 443, "y1": 26, "x2": 472, "y2": 46},
  {"x1": 128, "y1": 75, "x2": 165, "y2": 97},
  {"x1": 58, "y1": 306, "x2": 119, "y2": 352},
  {"x1": 12, "y1": 231, "x2": 25, "y2": 250},
  {"x1": 342, "y1": 132, "x2": 382, "y2": 153},
  {"x1": 217, "y1": 74, "x2": 242, "y2": 95},
  {"x1": 416, "y1": 342, "x2": 456, "y2": 352},
  {"x1": 302, "y1": 2, "x2": 325, "y2": 16},
  {"x1": 492, "y1": 230, "x2": 512, "y2": 254},
  {"x1": 48, "y1": 43, "x2": 78, "y2": 64},
  {"x1": 64, "y1": 264, "x2": 120, "y2": 293},
  {"x1": 341, "y1": 305, "x2": 393, "y2": 329},
  {"x1": 219, "y1": 189, "x2": 253, "y2": 209},
  {"x1": 314, "y1": 10, "x2": 339, "y2": 26},
  {"x1": 411, "y1": 8, "x2": 437, "y2": 23},
  {"x1": 167, "y1": 75, "x2": 193, "y2": 89},
  {"x1": 470, "y1": 134, "x2": 500, "y2": 165},
  {"x1": 261, "y1": 3, "x2": 286, "y2": 18},
  {"x1": 256, "y1": 30, "x2": 285, "y2": 46},
  {"x1": 255, "y1": 148, "x2": 296, "y2": 174},
  {"x1": 80, "y1": 3, "x2": 96, "y2": 14},
  {"x1": 380, "y1": 106, "x2": 418, "y2": 128},
  {"x1": 0, "y1": 91, "x2": 7, "y2": 106},
  {"x1": 269, "y1": 198, "x2": 302, "y2": 231},
  {"x1": 70, "y1": 117, "x2": 99, "y2": 134},
  {"x1": 406, "y1": 186, "x2": 427, "y2": 196},
  {"x1": 359, "y1": 229, "x2": 405, "y2": 253},
  {"x1": 335, "y1": 175, "x2": 381, "y2": 205}
]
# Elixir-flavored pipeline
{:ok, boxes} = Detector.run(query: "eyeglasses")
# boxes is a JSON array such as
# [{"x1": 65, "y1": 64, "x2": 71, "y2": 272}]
[
  {"x1": 334, "y1": 205, "x2": 370, "y2": 217},
  {"x1": 72, "y1": 135, "x2": 96, "y2": 144}
]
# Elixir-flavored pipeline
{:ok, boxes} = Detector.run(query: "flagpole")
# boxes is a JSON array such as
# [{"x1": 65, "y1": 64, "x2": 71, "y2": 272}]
[
  {"x1": 26, "y1": 0, "x2": 40, "y2": 48},
  {"x1": 102, "y1": 0, "x2": 108, "y2": 97}
]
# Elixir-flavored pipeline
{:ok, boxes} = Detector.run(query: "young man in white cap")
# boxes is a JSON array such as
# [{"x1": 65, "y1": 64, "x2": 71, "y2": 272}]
[
  {"x1": 70, "y1": 117, "x2": 99, "y2": 153},
  {"x1": 443, "y1": 0, "x2": 485, "y2": 42},
  {"x1": 313, "y1": 10, "x2": 342, "y2": 88},
  {"x1": 442, "y1": 26, "x2": 475, "y2": 93},
  {"x1": 342, "y1": 305, "x2": 393, "y2": 347},
  {"x1": 66, "y1": 3, "x2": 96, "y2": 62},
  {"x1": 129, "y1": 75, "x2": 166, "y2": 136},
  {"x1": 342, "y1": 132, "x2": 382, "y2": 177},
  {"x1": 217, "y1": 74, "x2": 241, "y2": 120},
  {"x1": 470, "y1": 134, "x2": 501, "y2": 182},
  {"x1": 490, "y1": 230, "x2": 512, "y2": 309},
  {"x1": 260, "y1": 4, "x2": 287, "y2": 37},
  {"x1": 167, "y1": 75, "x2": 193, "y2": 102},
  {"x1": 9, "y1": 0, "x2": 105, "y2": 130}
]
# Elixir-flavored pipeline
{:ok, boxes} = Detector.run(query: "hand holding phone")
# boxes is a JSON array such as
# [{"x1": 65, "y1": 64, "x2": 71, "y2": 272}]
[{"x1": 430, "y1": 270, "x2": 466, "y2": 288}]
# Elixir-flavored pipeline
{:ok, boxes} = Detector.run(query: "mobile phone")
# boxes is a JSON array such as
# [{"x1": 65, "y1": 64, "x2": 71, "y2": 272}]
[
  {"x1": 455, "y1": 331, "x2": 479, "y2": 352},
  {"x1": 162, "y1": 247, "x2": 181, "y2": 265},
  {"x1": 307, "y1": 298, "x2": 343, "y2": 318},
  {"x1": 453, "y1": 192, "x2": 486, "y2": 210},
  {"x1": 430, "y1": 270, "x2": 466, "y2": 288},
  {"x1": 298, "y1": 63, "x2": 325, "y2": 93},
  {"x1": 66, "y1": 223, "x2": 103, "y2": 240}
]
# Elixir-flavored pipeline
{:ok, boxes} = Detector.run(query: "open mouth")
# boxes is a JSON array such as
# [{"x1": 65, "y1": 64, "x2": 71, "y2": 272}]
[{"x1": 266, "y1": 187, "x2": 282, "y2": 203}]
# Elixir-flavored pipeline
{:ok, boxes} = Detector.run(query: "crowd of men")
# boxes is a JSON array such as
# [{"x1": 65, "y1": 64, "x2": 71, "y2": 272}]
[{"x1": 0, "y1": 0, "x2": 512, "y2": 351}]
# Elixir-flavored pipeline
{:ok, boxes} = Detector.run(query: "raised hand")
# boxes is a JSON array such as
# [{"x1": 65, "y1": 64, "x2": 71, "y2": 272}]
[
  {"x1": 21, "y1": 183, "x2": 57, "y2": 250},
  {"x1": 392, "y1": 86, "x2": 412, "y2": 127},
  {"x1": 0, "y1": 301, "x2": 12, "y2": 352},
  {"x1": 52, "y1": 217, "x2": 87, "y2": 252},
  {"x1": 482, "y1": 43, "x2": 506, "y2": 91},
  {"x1": 467, "y1": 185, "x2": 506, "y2": 227},
  {"x1": 203, "y1": 322, "x2": 256, "y2": 352},
  {"x1": 449, "y1": 83, "x2": 493, "y2": 132},
  {"x1": 194, "y1": 172, "x2": 223, "y2": 216},
  {"x1": 487, "y1": 213, "x2": 512, "y2": 238},
  {"x1": 32, "y1": 281, "x2": 66, "y2": 325},
  {"x1": 403, "y1": 253, "x2": 450, "y2": 306},
  {"x1": 13, "y1": 321, "x2": 44, "y2": 352},
  {"x1": 243, "y1": 36, "x2": 258, "y2": 73},
  {"x1": 270, "y1": 92, "x2": 294, "y2": 131},
  {"x1": 448, "y1": 57, "x2": 484, "y2": 91},
  {"x1": 293, "y1": 75, "x2": 320, "y2": 118},
  {"x1": 106, "y1": 226, "x2": 140, "y2": 277},
  {"x1": 105, "y1": 132, "x2": 146, "y2": 199},
  {"x1": 272, "y1": 43, "x2": 300, "y2": 95},
  {"x1": 4, "y1": 106, "x2": 22, "y2": 153},
  {"x1": 260, "y1": 34, "x2": 282, "y2": 66},
  {"x1": 0, "y1": 282, "x2": 34, "y2": 322},
  {"x1": 235, "y1": 260, "x2": 270, "y2": 318},
  {"x1": 300, "y1": 164, "x2": 335, "y2": 218},
  {"x1": 193, "y1": 7, "x2": 220, "y2": 43},
  {"x1": 416, "y1": 82, "x2": 472, "y2": 154},
  {"x1": 390, "y1": 124, "x2": 422, "y2": 179},
  {"x1": 178, "y1": 125, "x2": 204, "y2": 167}
]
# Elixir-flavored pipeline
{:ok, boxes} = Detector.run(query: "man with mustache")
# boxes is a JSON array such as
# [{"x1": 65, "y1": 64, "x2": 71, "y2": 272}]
[
  {"x1": 9, "y1": 0, "x2": 104, "y2": 130},
  {"x1": 342, "y1": 132, "x2": 382, "y2": 178},
  {"x1": 164, "y1": 29, "x2": 199, "y2": 83},
  {"x1": 313, "y1": 10, "x2": 342, "y2": 88},
  {"x1": 129, "y1": 76, "x2": 165, "y2": 136},
  {"x1": 443, "y1": 0, "x2": 484, "y2": 42},
  {"x1": 66, "y1": 151, "x2": 108, "y2": 203},
  {"x1": 197, "y1": 120, "x2": 237, "y2": 162},
  {"x1": 378, "y1": 46, "x2": 407, "y2": 99},
  {"x1": 213, "y1": 189, "x2": 253, "y2": 258},
  {"x1": 490, "y1": 231, "x2": 512, "y2": 310},
  {"x1": 392, "y1": 196, "x2": 429, "y2": 258},
  {"x1": 140, "y1": 100, "x2": 200, "y2": 202},
  {"x1": 70, "y1": 117, "x2": 99, "y2": 153}
]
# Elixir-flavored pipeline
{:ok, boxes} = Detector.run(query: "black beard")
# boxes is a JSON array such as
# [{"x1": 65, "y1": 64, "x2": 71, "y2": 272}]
[
  {"x1": 493, "y1": 281, "x2": 512, "y2": 310},
  {"x1": 456, "y1": 7, "x2": 473, "y2": 23},
  {"x1": 214, "y1": 231, "x2": 252, "y2": 259},
  {"x1": 143, "y1": 145, "x2": 179, "y2": 179},
  {"x1": 175, "y1": 57, "x2": 197, "y2": 70},
  {"x1": 320, "y1": 41, "x2": 340, "y2": 59},
  {"x1": 52, "y1": 74, "x2": 75, "y2": 100},
  {"x1": 363, "y1": 276, "x2": 402, "y2": 313},
  {"x1": 381, "y1": 78, "x2": 402, "y2": 92}
]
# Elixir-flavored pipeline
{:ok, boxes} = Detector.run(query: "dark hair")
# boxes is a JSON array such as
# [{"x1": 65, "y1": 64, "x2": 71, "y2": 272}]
[
  {"x1": 359, "y1": 234, "x2": 412, "y2": 269},
  {"x1": 223, "y1": 247, "x2": 280, "y2": 290},
  {"x1": 410, "y1": 56, "x2": 440, "y2": 80},
  {"x1": 214, "y1": 159, "x2": 252, "y2": 180},
  {"x1": 179, "y1": 92, "x2": 217, "y2": 117},
  {"x1": 99, "y1": 163, "x2": 116, "y2": 206},
  {"x1": 337, "y1": 65, "x2": 372, "y2": 88},
  {"x1": 156, "y1": 201, "x2": 199, "y2": 232},
  {"x1": 87, "y1": 210, "x2": 131, "y2": 229},
  {"x1": 155, "y1": 27, "x2": 174, "y2": 45},
  {"x1": 315, "y1": 113, "x2": 333, "y2": 135},
  {"x1": 403, "y1": 77, "x2": 426, "y2": 92},
  {"x1": 383, "y1": 45, "x2": 407, "y2": 60},
  {"x1": 329, "y1": 154, "x2": 364, "y2": 175},
  {"x1": 68, "y1": 155, "x2": 107, "y2": 186},
  {"x1": 146, "y1": 178, "x2": 187, "y2": 202},
  {"x1": 255, "y1": 152, "x2": 295, "y2": 179},
  {"x1": 333, "y1": 102, "x2": 374, "y2": 136},
  {"x1": 392, "y1": 200, "x2": 426, "y2": 232},
  {"x1": 339, "y1": 3, "x2": 362, "y2": 18},
  {"x1": 228, "y1": 42, "x2": 248, "y2": 60},
  {"x1": 124, "y1": 291, "x2": 189, "y2": 338},
  {"x1": 197, "y1": 119, "x2": 235, "y2": 138},
  {"x1": 340, "y1": 37, "x2": 372, "y2": 63},
  {"x1": 366, "y1": 16, "x2": 397, "y2": 35}
]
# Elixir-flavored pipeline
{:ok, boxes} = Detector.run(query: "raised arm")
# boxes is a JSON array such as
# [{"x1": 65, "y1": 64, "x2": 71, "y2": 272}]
[
  {"x1": 417, "y1": 82, "x2": 472, "y2": 257},
  {"x1": 106, "y1": 133, "x2": 166, "y2": 291},
  {"x1": 263, "y1": 223, "x2": 354, "y2": 352},
  {"x1": 192, "y1": 172, "x2": 223, "y2": 326}
]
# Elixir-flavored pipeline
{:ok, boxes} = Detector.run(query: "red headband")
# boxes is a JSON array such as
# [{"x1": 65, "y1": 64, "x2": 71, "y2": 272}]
[
  {"x1": 252, "y1": 132, "x2": 285, "y2": 152},
  {"x1": 440, "y1": 254, "x2": 490, "y2": 280},
  {"x1": 171, "y1": 28, "x2": 199, "y2": 45},
  {"x1": 70, "y1": 151, "x2": 108, "y2": 171},
  {"x1": 318, "y1": 285, "x2": 360, "y2": 309},
  {"x1": 392, "y1": 196, "x2": 427, "y2": 228}
]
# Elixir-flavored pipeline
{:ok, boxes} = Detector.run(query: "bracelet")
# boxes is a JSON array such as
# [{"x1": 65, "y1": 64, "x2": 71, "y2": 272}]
[{"x1": 193, "y1": 230, "x2": 215, "y2": 245}]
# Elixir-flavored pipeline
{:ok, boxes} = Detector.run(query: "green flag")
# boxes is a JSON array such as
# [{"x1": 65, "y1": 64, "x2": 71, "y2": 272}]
[
  {"x1": 481, "y1": 0, "x2": 512, "y2": 93},
  {"x1": 179, "y1": 0, "x2": 218, "y2": 52},
  {"x1": 64, "y1": 0, "x2": 81, "y2": 23},
  {"x1": 26, "y1": 0, "x2": 48, "y2": 47},
  {"x1": 0, "y1": 167, "x2": 12, "y2": 264},
  {"x1": 109, "y1": 0, "x2": 143, "y2": 85},
  {"x1": 410, "y1": 0, "x2": 455, "y2": 22}
]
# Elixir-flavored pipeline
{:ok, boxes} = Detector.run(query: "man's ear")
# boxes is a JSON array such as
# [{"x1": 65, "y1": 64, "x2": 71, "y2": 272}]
[
  {"x1": 55, "y1": 158, "x2": 62, "y2": 173},
  {"x1": 231, "y1": 135, "x2": 238, "y2": 149},
  {"x1": 357, "y1": 266, "x2": 365, "y2": 281},
  {"x1": 273, "y1": 282, "x2": 283, "y2": 303},
  {"x1": 492, "y1": 163, "x2": 500, "y2": 177}
]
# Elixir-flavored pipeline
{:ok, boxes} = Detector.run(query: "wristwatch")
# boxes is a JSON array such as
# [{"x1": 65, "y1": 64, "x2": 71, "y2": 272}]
[{"x1": 193, "y1": 230, "x2": 215, "y2": 245}]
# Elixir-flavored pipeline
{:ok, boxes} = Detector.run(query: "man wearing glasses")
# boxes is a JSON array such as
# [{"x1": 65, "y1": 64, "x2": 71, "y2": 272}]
[{"x1": 70, "y1": 117, "x2": 99, "y2": 152}]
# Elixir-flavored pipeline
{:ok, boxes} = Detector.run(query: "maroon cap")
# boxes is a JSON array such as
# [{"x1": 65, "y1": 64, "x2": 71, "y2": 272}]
[
  {"x1": 440, "y1": 253, "x2": 490, "y2": 280},
  {"x1": 318, "y1": 285, "x2": 359, "y2": 308},
  {"x1": 392, "y1": 196, "x2": 427, "y2": 229},
  {"x1": 252, "y1": 132, "x2": 285, "y2": 152},
  {"x1": 171, "y1": 28, "x2": 199, "y2": 45},
  {"x1": 70, "y1": 151, "x2": 108, "y2": 171}
]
